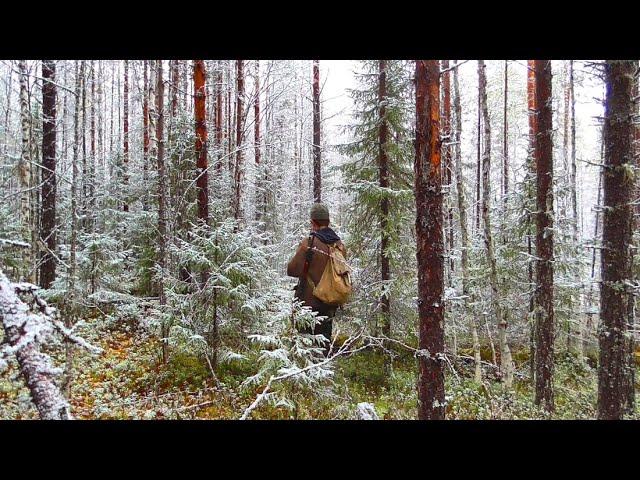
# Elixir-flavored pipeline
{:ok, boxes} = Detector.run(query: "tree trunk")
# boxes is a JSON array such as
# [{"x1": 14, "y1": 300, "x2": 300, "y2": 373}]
[
  {"x1": 254, "y1": 60, "x2": 263, "y2": 224},
  {"x1": 123, "y1": 60, "x2": 129, "y2": 212},
  {"x1": 478, "y1": 60, "x2": 514, "y2": 388},
  {"x1": 234, "y1": 60, "x2": 245, "y2": 223},
  {"x1": 597, "y1": 60, "x2": 636, "y2": 420},
  {"x1": 194, "y1": 60, "x2": 209, "y2": 226},
  {"x1": 17, "y1": 61, "x2": 33, "y2": 282},
  {"x1": 415, "y1": 60, "x2": 445, "y2": 420},
  {"x1": 89, "y1": 61, "x2": 96, "y2": 229},
  {"x1": 313, "y1": 59, "x2": 321, "y2": 203},
  {"x1": 142, "y1": 60, "x2": 150, "y2": 211},
  {"x1": 154, "y1": 61, "x2": 169, "y2": 364},
  {"x1": 453, "y1": 60, "x2": 482, "y2": 382},
  {"x1": 527, "y1": 60, "x2": 537, "y2": 382},
  {"x1": 40, "y1": 60, "x2": 57, "y2": 288},
  {"x1": 475, "y1": 80, "x2": 481, "y2": 233},
  {"x1": 442, "y1": 60, "x2": 455, "y2": 285},
  {"x1": 533, "y1": 60, "x2": 555, "y2": 413},
  {"x1": 64, "y1": 60, "x2": 84, "y2": 398},
  {"x1": 378, "y1": 60, "x2": 392, "y2": 375},
  {"x1": 40, "y1": 60, "x2": 57, "y2": 289},
  {"x1": 503, "y1": 60, "x2": 509, "y2": 210},
  {"x1": 215, "y1": 63, "x2": 223, "y2": 173}
]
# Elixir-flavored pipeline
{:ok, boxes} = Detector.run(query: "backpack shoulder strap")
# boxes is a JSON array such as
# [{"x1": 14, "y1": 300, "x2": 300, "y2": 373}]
[
  {"x1": 303, "y1": 235, "x2": 315, "y2": 275},
  {"x1": 299, "y1": 235, "x2": 316, "y2": 293}
]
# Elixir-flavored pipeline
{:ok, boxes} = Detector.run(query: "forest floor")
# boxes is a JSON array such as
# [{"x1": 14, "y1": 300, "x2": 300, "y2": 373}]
[{"x1": 2, "y1": 310, "x2": 639, "y2": 420}]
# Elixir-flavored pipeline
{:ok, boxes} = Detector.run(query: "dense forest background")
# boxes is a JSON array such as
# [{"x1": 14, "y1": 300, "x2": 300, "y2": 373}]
[{"x1": 0, "y1": 59, "x2": 637, "y2": 420}]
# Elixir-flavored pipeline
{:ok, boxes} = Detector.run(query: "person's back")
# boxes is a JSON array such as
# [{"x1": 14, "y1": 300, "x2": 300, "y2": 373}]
[{"x1": 287, "y1": 203, "x2": 347, "y2": 351}]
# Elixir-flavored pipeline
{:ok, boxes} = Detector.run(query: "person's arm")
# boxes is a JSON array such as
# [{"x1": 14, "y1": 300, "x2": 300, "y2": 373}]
[{"x1": 286, "y1": 239, "x2": 307, "y2": 277}]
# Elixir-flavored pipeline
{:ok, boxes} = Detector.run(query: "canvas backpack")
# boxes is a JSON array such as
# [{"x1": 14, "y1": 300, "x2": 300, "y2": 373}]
[{"x1": 304, "y1": 236, "x2": 352, "y2": 307}]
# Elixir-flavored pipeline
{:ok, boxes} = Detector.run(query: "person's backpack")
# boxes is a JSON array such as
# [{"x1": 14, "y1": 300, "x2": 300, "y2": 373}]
[{"x1": 307, "y1": 240, "x2": 352, "y2": 307}]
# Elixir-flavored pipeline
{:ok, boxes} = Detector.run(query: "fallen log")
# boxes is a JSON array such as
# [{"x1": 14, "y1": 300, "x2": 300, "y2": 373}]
[{"x1": 0, "y1": 270, "x2": 71, "y2": 419}]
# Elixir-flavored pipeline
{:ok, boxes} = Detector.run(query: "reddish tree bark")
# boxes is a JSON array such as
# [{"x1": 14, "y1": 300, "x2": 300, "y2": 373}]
[
  {"x1": 415, "y1": 60, "x2": 445, "y2": 420},
  {"x1": 533, "y1": 60, "x2": 555, "y2": 412},
  {"x1": 194, "y1": 60, "x2": 209, "y2": 226},
  {"x1": 313, "y1": 59, "x2": 321, "y2": 202},
  {"x1": 40, "y1": 60, "x2": 57, "y2": 289},
  {"x1": 598, "y1": 60, "x2": 636, "y2": 420}
]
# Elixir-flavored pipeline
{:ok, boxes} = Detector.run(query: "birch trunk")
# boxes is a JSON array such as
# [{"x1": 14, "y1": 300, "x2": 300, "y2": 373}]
[{"x1": 17, "y1": 61, "x2": 33, "y2": 282}]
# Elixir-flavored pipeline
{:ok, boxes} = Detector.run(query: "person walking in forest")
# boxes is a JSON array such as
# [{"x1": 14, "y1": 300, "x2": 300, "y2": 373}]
[{"x1": 287, "y1": 203, "x2": 351, "y2": 355}]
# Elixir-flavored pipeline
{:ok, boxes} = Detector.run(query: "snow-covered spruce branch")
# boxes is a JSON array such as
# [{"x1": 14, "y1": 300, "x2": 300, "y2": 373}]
[
  {"x1": 0, "y1": 270, "x2": 71, "y2": 419},
  {"x1": 239, "y1": 331, "x2": 369, "y2": 420},
  {"x1": 0, "y1": 238, "x2": 30, "y2": 248},
  {"x1": 15, "y1": 283, "x2": 103, "y2": 355}
]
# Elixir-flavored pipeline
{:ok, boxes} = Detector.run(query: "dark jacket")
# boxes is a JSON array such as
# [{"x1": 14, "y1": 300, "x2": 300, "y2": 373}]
[{"x1": 286, "y1": 228, "x2": 347, "y2": 316}]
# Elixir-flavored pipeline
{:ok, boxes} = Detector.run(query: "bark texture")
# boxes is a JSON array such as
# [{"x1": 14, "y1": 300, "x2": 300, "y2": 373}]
[
  {"x1": 415, "y1": 60, "x2": 445, "y2": 420},
  {"x1": 313, "y1": 59, "x2": 321, "y2": 202},
  {"x1": 533, "y1": 60, "x2": 555, "y2": 412},
  {"x1": 194, "y1": 60, "x2": 209, "y2": 226},
  {"x1": 0, "y1": 270, "x2": 72, "y2": 419},
  {"x1": 597, "y1": 60, "x2": 636, "y2": 420},
  {"x1": 40, "y1": 60, "x2": 57, "y2": 289}
]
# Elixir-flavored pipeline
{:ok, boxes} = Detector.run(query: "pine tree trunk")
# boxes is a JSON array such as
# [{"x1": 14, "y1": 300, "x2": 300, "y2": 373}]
[
  {"x1": 533, "y1": 60, "x2": 555, "y2": 412},
  {"x1": 597, "y1": 60, "x2": 636, "y2": 420},
  {"x1": 40, "y1": 60, "x2": 57, "y2": 289},
  {"x1": 194, "y1": 60, "x2": 209, "y2": 226},
  {"x1": 453, "y1": 61, "x2": 482, "y2": 382},
  {"x1": 415, "y1": 60, "x2": 445, "y2": 420},
  {"x1": 313, "y1": 59, "x2": 321, "y2": 203}
]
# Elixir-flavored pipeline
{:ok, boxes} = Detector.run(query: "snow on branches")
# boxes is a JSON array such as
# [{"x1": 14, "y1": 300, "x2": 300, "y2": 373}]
[{"x1": 0, "y1": 269, "x2": 102, "y2": 419}]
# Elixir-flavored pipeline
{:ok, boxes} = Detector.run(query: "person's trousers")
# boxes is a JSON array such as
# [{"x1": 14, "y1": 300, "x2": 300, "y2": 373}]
[{"x1": 298, "y1": 310, "x2": 335, "y2": 356}]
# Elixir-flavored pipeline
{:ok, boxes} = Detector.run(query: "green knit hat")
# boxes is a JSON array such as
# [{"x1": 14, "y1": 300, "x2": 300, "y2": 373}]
[{"x1": 310, "y1": 203, "x2": 330, "y2": 221}]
